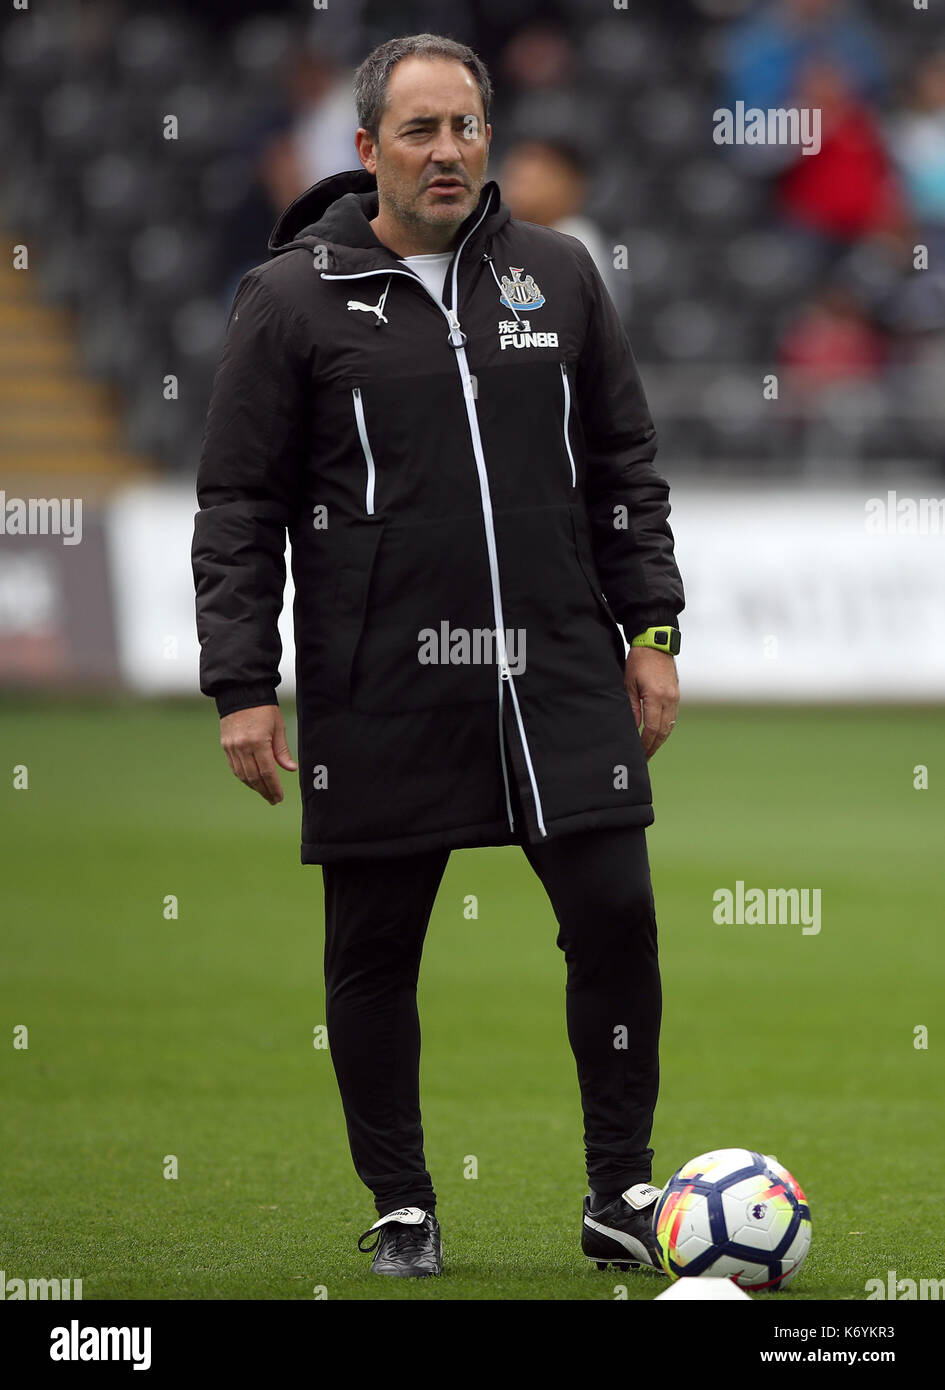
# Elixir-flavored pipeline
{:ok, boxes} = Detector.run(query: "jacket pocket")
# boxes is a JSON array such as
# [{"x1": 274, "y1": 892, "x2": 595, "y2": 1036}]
[
  {"x1": 316, "y1": 519, "x2": 385, "y2": 705},
  {"x1": 351, "y1": 386, "x2": 377, "y2": 516},
  {"x1": 349, "y1": 515, "x2": 498, "y2": 713},
  {"x1": 560, "y1": 361, "x2": 577, "y2": 489},
  {"x1": 569, "y1": 507, "x2": 627, "y2": 670}
]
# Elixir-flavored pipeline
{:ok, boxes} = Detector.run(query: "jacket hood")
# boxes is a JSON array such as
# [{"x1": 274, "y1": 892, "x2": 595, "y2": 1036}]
[{"x1": 268, "y1": 168, "x2": 510, "y2": 269}]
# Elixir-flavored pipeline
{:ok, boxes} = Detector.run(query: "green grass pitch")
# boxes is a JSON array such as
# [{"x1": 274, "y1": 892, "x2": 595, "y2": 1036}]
[{"x1": 2, "y1": 699, "x2": 943, "y2": 1301}]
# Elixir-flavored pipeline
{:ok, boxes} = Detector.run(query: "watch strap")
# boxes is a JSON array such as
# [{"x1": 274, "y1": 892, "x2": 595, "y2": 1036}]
[{"x1": 630, "y1": 625, "x2": 681, "y2": 655}]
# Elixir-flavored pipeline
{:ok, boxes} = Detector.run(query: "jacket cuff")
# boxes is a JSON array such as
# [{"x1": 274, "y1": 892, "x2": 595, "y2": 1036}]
[
  {"x1": 619, "y1": 610, "x2": 680, "y2": 643},
  {"x1": 214, "y1": 683, "x2": 280, "y2": 718}
]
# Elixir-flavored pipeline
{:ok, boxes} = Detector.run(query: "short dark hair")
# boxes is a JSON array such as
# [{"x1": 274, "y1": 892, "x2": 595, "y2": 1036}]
[{"x1": 354, "y1": 33, "x2": 493, "y2": 140}]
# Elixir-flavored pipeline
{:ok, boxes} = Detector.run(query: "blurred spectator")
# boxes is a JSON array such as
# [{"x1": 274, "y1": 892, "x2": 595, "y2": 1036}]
[
  {"x1": 499, "y1": 22, "x2": 577, "y2": 93},
  {"x1": 779, "y1": 284, "x2": 886, "y2": 390},
  {"x1": 723, "y1": 0, "x2": 886, "y2": 114},
  {"x1": 778, "y1": 282, "x2": 891, "y2": 466},
  {"x1": 256, "y1": 47, "x2": 358, "y2": 215},
  {"x1": 887, "y1": 50, "x2": 945, "y2": 247},
  {"x1": 218, "y1": 44, "x2": 356, "y2": 299},
  {"x1": 777, "y1": 61, "x2": 905, "y2": 249},
  {"x1": 498, "y1": 138, "x2": 616, "y2": 294}
]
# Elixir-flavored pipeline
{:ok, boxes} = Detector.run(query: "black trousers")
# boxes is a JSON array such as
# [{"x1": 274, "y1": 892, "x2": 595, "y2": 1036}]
[{"x1": 320, "y1": 757, "x2": 662, "y2": 1217}]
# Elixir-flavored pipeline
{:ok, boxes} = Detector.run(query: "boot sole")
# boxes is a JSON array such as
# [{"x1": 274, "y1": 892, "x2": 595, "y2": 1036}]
[{"x1": 586, "y1": 1254, "x2": 667, "y2": 1274}]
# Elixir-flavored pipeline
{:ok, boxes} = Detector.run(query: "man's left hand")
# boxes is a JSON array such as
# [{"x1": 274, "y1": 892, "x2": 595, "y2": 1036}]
[{"x1": 624, "y1": 647, "x2": 679, "y2": 760}]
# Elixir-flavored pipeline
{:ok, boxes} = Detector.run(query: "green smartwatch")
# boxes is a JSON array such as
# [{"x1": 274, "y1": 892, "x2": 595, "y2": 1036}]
[{"x1": 630, "y1": 625, "x2": 681, "y2": 656}]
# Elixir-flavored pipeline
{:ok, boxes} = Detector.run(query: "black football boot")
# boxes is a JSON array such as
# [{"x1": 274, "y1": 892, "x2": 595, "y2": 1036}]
[
  {"x1": 582, "y1": 1182, "x2": 667, "y2": 1273},
  {"x1": 357, "y1": 1206, "x2": 442, "y2": 1277}
]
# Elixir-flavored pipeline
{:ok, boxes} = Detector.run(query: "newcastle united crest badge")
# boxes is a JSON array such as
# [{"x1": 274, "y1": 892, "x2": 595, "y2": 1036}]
[{"x1": 498, "y1": 266, "x2": 546, "y2": 310}]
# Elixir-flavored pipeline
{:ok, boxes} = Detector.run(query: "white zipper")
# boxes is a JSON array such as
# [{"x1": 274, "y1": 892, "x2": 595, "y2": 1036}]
[
  {"x1": 321, "y1": 219, "x2": 547, "y2": 837},
  {"x1": 446, "y1": 310, "x2": 547, "y2": 837},
  {"x1": 351, "y1": 386, "x2": 376, "y2": 515},
  {"x1": 560, "y1": 361, "x2": 577, "y2": 488}
]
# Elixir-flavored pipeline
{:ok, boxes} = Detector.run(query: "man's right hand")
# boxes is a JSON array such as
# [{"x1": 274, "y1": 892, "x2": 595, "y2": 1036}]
[{"x1": 219, "y1": 704, "x2": 298, "y2": 805}]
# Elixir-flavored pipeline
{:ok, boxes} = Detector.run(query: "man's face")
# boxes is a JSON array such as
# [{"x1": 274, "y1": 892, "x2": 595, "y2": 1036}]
[{"x1": 358, "y1": 56, "x2": 491, "y2": 237}]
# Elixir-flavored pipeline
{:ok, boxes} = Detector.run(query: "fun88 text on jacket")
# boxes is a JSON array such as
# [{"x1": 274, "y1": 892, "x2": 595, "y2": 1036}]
[{"x1": 191, "y1": 169, "x2": 685, "y2": 863}]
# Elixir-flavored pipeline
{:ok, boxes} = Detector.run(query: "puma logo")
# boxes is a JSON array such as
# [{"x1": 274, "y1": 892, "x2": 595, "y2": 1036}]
[{"x1": 347, "y1": 297, "x2": 389, "y2": 324}]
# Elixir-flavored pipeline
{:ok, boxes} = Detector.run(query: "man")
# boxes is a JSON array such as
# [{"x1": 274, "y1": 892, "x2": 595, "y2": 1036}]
[{"x1": 192, "y1": 33, "x2": 685, "y2": 1280}]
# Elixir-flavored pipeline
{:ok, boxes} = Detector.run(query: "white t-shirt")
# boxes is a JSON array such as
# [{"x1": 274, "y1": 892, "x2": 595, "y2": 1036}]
[{"x1": 398, "y1": 251, "x2": 453, "y2": 303}]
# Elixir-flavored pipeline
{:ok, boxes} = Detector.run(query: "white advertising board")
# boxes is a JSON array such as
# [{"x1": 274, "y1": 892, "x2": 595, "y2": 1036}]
[{"x1": 104, "y1": 483, "x2": 945, "y2": 701}]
